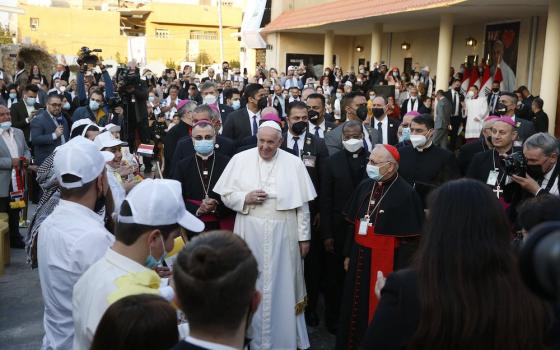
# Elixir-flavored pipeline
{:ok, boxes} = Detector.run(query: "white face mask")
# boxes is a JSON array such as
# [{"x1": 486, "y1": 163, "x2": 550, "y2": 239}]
[
  {"x1": 466, "y1": 91, "x2": 474, "y2": 99},
  {"x1": 410, "y1": 134, "x2": 427, "y2": 148},
  {"x1": 342, "y1": 138, "x2": 363, "y2": 153},
  {"x1": 59, "y1": 85, "x2": 66, "y2": 93},
  {"x1": 203, "y1": 94, "x2": 217, "y2": 105}
]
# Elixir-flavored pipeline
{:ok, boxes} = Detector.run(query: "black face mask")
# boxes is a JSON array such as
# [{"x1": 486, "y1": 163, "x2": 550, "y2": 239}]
[
  {"x1": 526, "y1": 164, "x2": 545, "y2": 180},
  {"x1": 308, "y1": 110, "x2": 320, "y2": 125},
  {"x1": 492, "y1": 88, "x2": 500, "y2": 93},
  {"x1": 291, "y1": 121, "x2": 307, "y2": 135},
  {"x1": 356, "y1": 105, "x2": 368, "y2": 121},
  {"x1": 454, "y1": 87, "x2": 460, "y2": 92},
  {"x1": 372, "y1": 107, "x2": 385, "y2": 119},
  {"x1": 257, "y1": 96, "x2": 268, "y2": 111},
  {"x1": 494, "y1": 102, "x2": 507, "y2": 116}
]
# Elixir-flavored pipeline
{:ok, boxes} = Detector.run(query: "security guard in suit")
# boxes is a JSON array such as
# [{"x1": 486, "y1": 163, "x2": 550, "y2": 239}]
[{"x1": 282, "y1": 101, "x2": 329, "y2": 327}]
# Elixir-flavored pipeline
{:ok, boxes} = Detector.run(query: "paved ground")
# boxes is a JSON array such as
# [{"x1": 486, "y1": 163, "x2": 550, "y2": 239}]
[{"x1": 0, "y1": 206, "x2": 336, "y2": 350}]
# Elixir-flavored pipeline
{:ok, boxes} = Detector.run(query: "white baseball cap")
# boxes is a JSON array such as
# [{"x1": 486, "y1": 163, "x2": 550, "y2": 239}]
[
  {"x1": 70, "y1": 118, "x2": 98, "y2": 137},
  {"x1": 104, "y1": 123, "x2": 121, "y2": 133},
  {"x1": 94, "y1": 131, "x2": 126, "y2": 151},
  {"x1": 117, "y1": 179, "x2": 205, "y2": 232},
  {"x1": 54, "y1": 136, "x2": 114, "y2": 189}
]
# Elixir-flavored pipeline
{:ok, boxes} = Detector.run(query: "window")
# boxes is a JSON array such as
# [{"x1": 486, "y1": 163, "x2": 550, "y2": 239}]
[
  {"x1": 155, "y1": 28, "x2": 169, "y2": 39},
  {"x1": 189, "y1": 30, "x2": 218, "y2": 40},
  {"x1": 30, "y1": 18, "x2": 39, "y2": 31}
]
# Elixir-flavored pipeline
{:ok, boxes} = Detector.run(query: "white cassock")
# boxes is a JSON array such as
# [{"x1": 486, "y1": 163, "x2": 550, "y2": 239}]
[
  {"x1": 213, "y1": 148, "x2": 317, "y2": 350},
  {"x1": 464, "y1": 96, "x2": 489, "y2": 139}
]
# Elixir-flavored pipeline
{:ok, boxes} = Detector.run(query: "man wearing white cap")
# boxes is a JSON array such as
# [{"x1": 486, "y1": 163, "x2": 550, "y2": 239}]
[
  {"x1": 37, "y1": 136, "x2": 115, "y2": 350},
  {"x1": 72, "y1": 179, "x2": 204, "y2": 350},
  {"x1": 214, "y1": 121, "x2": 317, "y2": 350}
]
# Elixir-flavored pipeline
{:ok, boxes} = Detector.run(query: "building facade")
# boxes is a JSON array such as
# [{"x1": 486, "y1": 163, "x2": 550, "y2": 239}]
[{"x1": 260, "y1": 0, "x2": 560, "y2": 134}]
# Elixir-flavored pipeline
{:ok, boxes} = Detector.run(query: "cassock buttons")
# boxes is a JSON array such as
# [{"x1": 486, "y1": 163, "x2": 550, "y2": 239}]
[
  {"x1": 203, "y1": 170, "x2": 209, "y2": 176},
  {"x1": 389, "y1": 124, "x2": 394, "y2": 127},
  {"x1": 379, "y1": 210, "x2": 384, "y2": 214},
  {"x1": 306, "y1": 139, "x2": 311, "y2": 145}
]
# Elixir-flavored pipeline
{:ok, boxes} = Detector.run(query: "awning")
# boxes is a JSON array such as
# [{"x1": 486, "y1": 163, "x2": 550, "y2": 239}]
[{"x1": 262, "y1": 0, "x2": 466, "y2": 33}]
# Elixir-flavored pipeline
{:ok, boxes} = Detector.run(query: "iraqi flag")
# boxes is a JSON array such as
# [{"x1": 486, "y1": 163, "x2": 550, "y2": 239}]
[
  {"x1": 469, "y1": 65, "x2": 481, "y2": 89},
  {"x1": 136, "y1": 143, "x2": 154, "y2": 158},
  {"x1": 480, "y1": 64, "x2": 493, "y2": 97},
  {"x1": 460, "y1": 66, "x2": 470, "y2": 95}
]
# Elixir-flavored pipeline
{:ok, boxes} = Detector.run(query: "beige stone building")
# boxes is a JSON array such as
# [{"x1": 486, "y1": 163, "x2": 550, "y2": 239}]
[{"x1": 258, "y1": 0, "x2": 560, "y2": 134}]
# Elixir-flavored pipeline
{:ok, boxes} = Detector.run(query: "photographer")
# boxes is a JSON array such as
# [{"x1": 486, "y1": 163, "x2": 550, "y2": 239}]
[
  {"x1": 512, "y1": 133, "x2": 559, "y2": 196},
  {"x1": 118, "y1": 68, "x2": 152, "y2": 173}
]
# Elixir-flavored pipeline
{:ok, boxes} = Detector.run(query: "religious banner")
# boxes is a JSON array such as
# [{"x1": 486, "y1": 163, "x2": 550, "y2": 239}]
[{"x1": 484, "y1": 21, "x2": 520, "y2": 93}]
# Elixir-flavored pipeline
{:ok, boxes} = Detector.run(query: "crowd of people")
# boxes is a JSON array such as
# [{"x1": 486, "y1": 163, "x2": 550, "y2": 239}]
[{"x1": 0, "y1": 56, "x2": 559, "y2": 350}]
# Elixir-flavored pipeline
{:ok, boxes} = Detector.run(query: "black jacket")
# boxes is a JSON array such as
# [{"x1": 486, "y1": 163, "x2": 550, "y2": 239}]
[{"x1": 222, "y1": 107, "x2": 253, "y2": 145}]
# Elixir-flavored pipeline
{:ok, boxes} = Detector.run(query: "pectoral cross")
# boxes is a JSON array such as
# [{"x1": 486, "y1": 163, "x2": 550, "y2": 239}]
[{"x1": 493, "y1": 185, "x2": 503, "y2": 198}]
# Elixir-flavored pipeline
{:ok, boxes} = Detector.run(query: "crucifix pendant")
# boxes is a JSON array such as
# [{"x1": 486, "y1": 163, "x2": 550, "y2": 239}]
[
  {"x1": 203, "y1": 170, "x2": 209, "y2": 176},
  {"x1": 493, "y1": 185, "x2": 503, "y2": 198}
]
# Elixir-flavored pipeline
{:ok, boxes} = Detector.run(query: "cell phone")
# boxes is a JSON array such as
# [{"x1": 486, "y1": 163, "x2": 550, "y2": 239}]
[{"x1": 243, "y1": 68, "x2": 247, "y2": 75}]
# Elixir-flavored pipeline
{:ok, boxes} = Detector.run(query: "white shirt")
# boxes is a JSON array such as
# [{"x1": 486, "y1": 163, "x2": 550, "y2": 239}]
[
  {"x1": 38, "y1": 200, "x2": 115, "y2": 350},
  {"x1": 247, "y1": 107, "x2": 261, "y2": 135},
  {"x1": 287, "y1": 132, "x2": 305, "y2": 156},
  {"x1": 184, "y1": 336, "x2": 238, "y2": 350},
  {"x1": 73, "y1": 248, "x2": 173, "y2": 350},
  {"x1": 25, "y1": 103, "x2": 35, "y2": 123},
  {"x1": 373, "y1": 116, "x2": 388, "y2": 144},
  {"x1": 407, "y1": 97, "x2": 418, "y2": 112},
  {"x1": 540, "y1": 166, "x2": 560, "y2": 196},
  {"x1": 1, "y1": 127, "x2": 18, "y2": 158},
  {"x1": 362, "y1": 125, "x2": 373, "y2": 151},
  {"x1": 308, "y1": 120, "x2": 326, "y2": 138}
]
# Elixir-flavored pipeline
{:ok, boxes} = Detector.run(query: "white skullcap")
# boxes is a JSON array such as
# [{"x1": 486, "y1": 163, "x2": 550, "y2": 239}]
[
  {"x1": 344, "y1": 81, "x2": 353, "y2": 87},
  {"x1": 258, "y1": 120, "x2": 282, "y2": 132}
]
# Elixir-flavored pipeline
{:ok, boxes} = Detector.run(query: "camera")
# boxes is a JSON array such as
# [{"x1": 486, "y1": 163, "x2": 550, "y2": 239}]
[
  {"x1": 519, "y1": 221, "x2": 560, "y2": 301},
  {"x1": 77, "y1": 47, "x2": 102, "y2": 66},
  {"x1": 117, "y1": 67, "x2": 141, "y2": 87},
  {"x1": 107, "y1": 95, "x2": 123, "y2": 110},
  {"x1": 502, "y1": 151, "x2": 526, "y2": 177}
]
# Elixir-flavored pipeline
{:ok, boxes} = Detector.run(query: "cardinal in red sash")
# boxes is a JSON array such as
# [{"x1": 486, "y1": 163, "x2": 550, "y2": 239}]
[{"x1": 335, "y1": 144, "x2": 424, "y2": 350}]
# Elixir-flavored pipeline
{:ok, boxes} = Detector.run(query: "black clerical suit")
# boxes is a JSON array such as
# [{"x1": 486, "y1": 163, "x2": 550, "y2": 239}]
[
  {"x1": 320, "y1": 147, "x2": 369, "y2": 331},
  {"x1": 443, "y1": 89, "x2": 464, "y2": 150},
  {"x1": 282, "y1": 131, "x2": 329, "y2": 324},
  {"x1": 336, "y1": 176, "x2": 424, "y2": 350},
  {"x1": 170, "y1": 135, "x2": 235, "y2": 176},
  {"x1": 163, "y1": 120, "x2": 190, "y2": 177},
  {"x1": 533, "y1": 110, "x2": 549, "y2": 133},
  {"x1": 457, "y1": 136, "x2": 492, "y2": 175},
  {"x1": 172, "y1": 152, "x2": 233, "y2": 238},
  {"x1": 398, "y1": 144, "x2": 460, "y2": 207}
]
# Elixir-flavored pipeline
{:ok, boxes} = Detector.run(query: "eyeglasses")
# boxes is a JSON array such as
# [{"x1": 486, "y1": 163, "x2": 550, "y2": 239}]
[{"x1": 49, "y1": 103, "x2": 62, "y2": 107}]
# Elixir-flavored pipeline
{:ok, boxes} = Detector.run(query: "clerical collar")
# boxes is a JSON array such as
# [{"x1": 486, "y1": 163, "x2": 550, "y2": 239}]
[
  {"x1": 415, "y1": 141, "x2": 433, "y2": 153},
  {"x1": 196, "y1": 152, "x2": 214, "y2": 160}
]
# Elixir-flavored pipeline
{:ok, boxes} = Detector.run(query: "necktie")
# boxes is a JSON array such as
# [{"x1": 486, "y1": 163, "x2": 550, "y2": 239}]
[
  {"x1": 293, "y1": 136, "x2": 300, "y2": 156},
  {"x1": 314, "y1": 126, "x2": 320, "y2": 138},
  {"x1": 411, "y1": 98, "x2": 416, "y2": 111},
  {"x1": 453, "y1": 92, "x2": 457, "y2": 115},
  {"x1": 252, "y1": 116, "x2": 258, "y2": 136},
  {"x1": 377, "y1": 122, "x2": 383, "y2": 144},
  {"x1": 363, "y1": 138, "x2": 368, "y2": 151}
]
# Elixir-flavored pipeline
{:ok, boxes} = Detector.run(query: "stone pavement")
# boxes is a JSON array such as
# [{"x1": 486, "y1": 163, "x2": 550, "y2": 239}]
[{"x1": 0, "y1": 207, "x2": 336, "y2": 349}]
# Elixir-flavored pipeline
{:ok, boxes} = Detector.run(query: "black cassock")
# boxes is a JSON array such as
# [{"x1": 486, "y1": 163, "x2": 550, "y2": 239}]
[
  {"x1": 172, "y1": 152, "x2": 234, "y2": 236},
  {"x1": 466, "y1": 148, "x2": 524, "y2": 223},
  {"x1": 398, "y1": 144, "x2": 460, "y2": 207},
  {"x1": 336, "y1": 176, "x2": 424, "y2": 350}
]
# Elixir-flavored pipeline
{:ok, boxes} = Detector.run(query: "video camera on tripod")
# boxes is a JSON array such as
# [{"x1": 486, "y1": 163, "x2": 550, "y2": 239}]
[{"x1": 76, "y1": 47, "x2": 103, "y2": 66}]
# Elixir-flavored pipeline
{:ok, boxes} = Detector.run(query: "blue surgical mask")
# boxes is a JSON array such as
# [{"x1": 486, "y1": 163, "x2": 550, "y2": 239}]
[
  {"x1": 366, "y1": 163, "x2": 388, "y2": 181},
  {"x1": 194, "y1": 139, "x2": 215, "y2": 155},
  {"x1": 62, "y1": 102, "x2": 71, "y2": 110},
  {"x1": 0, "y1": 121, "x2": 11, "y2": 130},
  {"x1": 145, "y1": 235, "x2": 167, "y2": 269},
  {"x1": 400, "y1": 127, "x2": 411, "y2": 142},
  {"x1": 25, "y1": 97, "x2": 36, "y2": 107},
  {"x1": 232, "y1": 100, "x2": 241, "y2": 110},
  {"x1": 89, "y1": 100, "x2": 100, "y2": 111},
  {"x1": 9, "y1": 93, "x2": 17, "y2": 100}
]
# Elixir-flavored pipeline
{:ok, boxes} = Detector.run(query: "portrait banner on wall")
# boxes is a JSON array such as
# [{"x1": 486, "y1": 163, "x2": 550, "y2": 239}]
[{"x1": 484, "y1": 21, "x2": 520, "y2": 93}]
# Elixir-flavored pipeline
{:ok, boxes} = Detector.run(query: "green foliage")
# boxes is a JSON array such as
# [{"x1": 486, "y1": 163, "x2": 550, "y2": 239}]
[{"x1": 0, "y1": 25, "x2": 13, "y2": 45}]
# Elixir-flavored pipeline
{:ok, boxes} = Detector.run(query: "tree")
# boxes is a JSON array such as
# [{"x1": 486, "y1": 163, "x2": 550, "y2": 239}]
[
  {"x1": 195, "y1": 51, "x2": 211, "y2": 73},
  {"x1": 165, "y1": 58, "x2": 177, "y2": 69}
]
